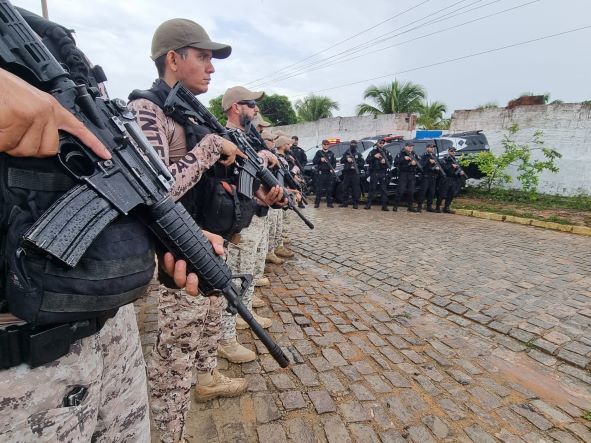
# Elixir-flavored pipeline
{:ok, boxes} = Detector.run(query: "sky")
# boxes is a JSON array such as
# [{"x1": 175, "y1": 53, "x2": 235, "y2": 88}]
[{"x1": 15, "y1": 0, "x2": 591, "y2": 118}]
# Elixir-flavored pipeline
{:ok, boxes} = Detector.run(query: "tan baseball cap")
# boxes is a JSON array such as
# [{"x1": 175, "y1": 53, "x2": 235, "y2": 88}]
[
  {"x1": 274, "y1": 135, "x2": 293, "y2": 148},
  {"x1": 252, "y1": 114, "x2": 272, "y2": 127},
  {"x1": 151, "y1": 18, "x2": 232, "y2": 60},
  {"x1": 261, "y1": 130, "x2": 276, "y2": 141},
  {"x1": 222, "y1": 86, "x2": 264, "y2": 111}
]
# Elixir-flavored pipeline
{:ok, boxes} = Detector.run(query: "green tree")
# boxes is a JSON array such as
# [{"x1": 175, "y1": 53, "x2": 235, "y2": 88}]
[
  {"x1": 258, "y1": 94, "x2": 297, "y2": 126},
  {"x1": 417, "y1": 101, "x2": 449, "y2": 129},
  {"x1": 356, "y1": 79, "x2": 426, "y2": 116},
  {"x1": 208, "y1": 94, "x2": 226, "y2": 125},
  {"x1": 460, "y1": 124, "x2": 562, "y2": 193},
  {"x1": 294, "y1": 95, "x2": 339, "y2": 122}
]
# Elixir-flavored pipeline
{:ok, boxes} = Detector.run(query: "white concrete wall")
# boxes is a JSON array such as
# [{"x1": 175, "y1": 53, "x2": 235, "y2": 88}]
[
  {"x1": 273, "y1": 114, "x2": 416, "y2": 150},
  {"x1": 450, "y1": 104, "x2": 591, "y2": 195}
]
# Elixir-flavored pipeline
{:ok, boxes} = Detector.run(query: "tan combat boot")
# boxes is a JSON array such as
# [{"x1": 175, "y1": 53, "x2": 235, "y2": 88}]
[
  {"x1": 282, "y1": 236, "x2": 291, "y2": 244},
  {"x1": 252, "y1": 294, "x2": 266, "y2": 308},
  {"x1": 255, "y1": 277, "x2": 270, "y2": 287},
  {"x1": 217, "y1": 338, "x2": 256, "y2": 363},
  {"x1": 265, "y1": 251, "x2": 285, "y2": 265},
  {"x1": 274, "y1": 246, "x2": 294, "y2": 258},
  {"x1": 194, "y1": 370, "x2": 248, "y2": 402},
  {"x1": 236, "y1": 313, "x2": 272, "y2": 330}
]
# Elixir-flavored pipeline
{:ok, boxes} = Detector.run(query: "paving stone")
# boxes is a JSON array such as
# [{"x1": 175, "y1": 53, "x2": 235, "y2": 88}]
[
  {"x1": 556, "y1": 349, "x2": 591, "y2": 369},
  {"x1": 350, "y1": 382, "x2": 376, "y2": 401},
  {"x1": 548, "y1": 430, "x2": 580, "y2": 443},
  {"x1": 380, "y1": 347, "x2": 405, "y2": 364},
  {"x1": 318, "y1": 371, "x2": 347, "y2": 394},
  {"x1": 308, "y1": 390, "x2": 336, "y2": 414},
  {"x1": 437, "y1": 397, "x2": 466, "y2": 421},
  {"x1": 382, "y1": 370, "x2": 412, "y2": 388},
  {"x1": 364, "y1": 375, "x2": 392, "y2": 393},
  {"x1": 407, "y1": 425, "x2": 437, "y2": 443},
  {"x1": 565, "y1": 423, "x2": 591, "y2": 442},
  {"x1": 464, "y1": 424, "x2": 497, "y2": 443},
  {"x1": 322, "y1": 348, "x2": 348, "y2": 367},
  {"x1": 293, "y1": 340, "x2": 316, "y2": 356},
  {"x1": 532, "y1": 338, "x2": 559, "y2": 355},
  {"x1": 385, "y1": 396, "x2": 413, "y2": 425},
  {"x1": 401, "y1": 349, "x2": 426, "y2": 364},
  {"x1": 352, "y1": 360, "x2": 375, "y2": 375},
  {"x1": 292, "y1": 364, "x2": 320, "y2": 387},
  {"x1": 269, "y1": 373, "x2": 295, "y2": 391},
  {"x1": 413, "y1": 375, "x2": 440, "y2": 396},
  {"x1": 367, "y1": 332, "x2": 387, "y2": 347},
  {"x1": 321, "y1": 414, "x2": 352, "y2": 443},
  {"x1": 558, "y1": 364, "x2": 591, "y2": 384},
  {"x1": 280, "y1": 391, "x2": 306, "y2": 410},
  {"x1": 309, "y1": 356, "x2": 333, "y2": 372},
  {"x1": 530, "y1": 399, "x2": 573, "y2": 425},
  {"x1": 245, "y1": 374, "x2": 268, "y2": 392},
  {"x1": 339, "y1": 400, "x2": 371, "y2": 423},
  {"x1": 339, "y1": 365, "x2": 364, "y2": 382},
  {"x1": 527, "y1": 349, "x2": 557, "y2": 367},
  {"x1": 349, "y1": 424, "x2": 381, "y2": 443},
  {"x1": 511, "y1": 404, "x2": 553, "y2": 431},
  {"x1": 285, "y1": 417, "x2": 317, "y2": 443},
  {"x1": 254, "y1": 393, "x2": 281, "y2": 423},
  {"x1": 469, "y1": 386, "x2": 503, "y2": 410},
  {"x1": 543, "y1": 330, "x2": 571, "y2": 345},
  {"x1": 422, "y1": 415, "x2": 450, "y2": 439}
]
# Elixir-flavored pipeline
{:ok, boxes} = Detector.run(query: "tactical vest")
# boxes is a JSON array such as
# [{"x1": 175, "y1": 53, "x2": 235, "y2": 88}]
[
  {"x1": 128, "y1": 81, "x2": 256, "y2": 240},
  {"x1": 0, "y1": 10, "x2": 154, "y2": 325}
]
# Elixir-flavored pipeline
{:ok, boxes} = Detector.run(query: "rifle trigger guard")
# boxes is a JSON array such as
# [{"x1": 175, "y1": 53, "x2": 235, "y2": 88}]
[{"x1": 224, "y1": 273, "x2": 253, "y2": 315}]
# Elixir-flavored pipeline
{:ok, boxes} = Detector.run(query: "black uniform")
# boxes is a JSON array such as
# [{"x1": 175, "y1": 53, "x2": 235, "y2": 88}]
[
  {"x1": 290, "y1": 144, "x2": 308, "y2": 171},
  {"x1": 365, "y1": 146, "x2": 393, "y2": 210},
  {"x1": 313, "y1": 149, "x2": 337, "y2": 207},
  {"x1": 418, "y1": 152, "x2": 443, "y2": 212},
  {"x1": 436, "y1": 154, "x2": 463, "y2": 212},
  {"x1": 393, "y1": 149, "x2": 420, "y2": 211},
  {"x1": 339, "y1": 146, "x2": 364, "y2": 208}
]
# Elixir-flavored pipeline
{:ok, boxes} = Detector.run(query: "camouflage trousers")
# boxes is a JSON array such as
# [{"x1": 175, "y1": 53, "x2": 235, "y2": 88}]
[
  {"x1": 254, "y1": 214, "x2": 270, "y2": 283},
  {"x1": 267, "y1": 208, "x2": 284, "y2": 251},
  {"x1": 220, "y1": 213, "x2": 266, "y2": 341},
  {"x1": 148, "y1": 285, "x2": 222, "y2": 443},
  {"x1": 0, "y1": 304, "x2": 149, "y2": 442}
]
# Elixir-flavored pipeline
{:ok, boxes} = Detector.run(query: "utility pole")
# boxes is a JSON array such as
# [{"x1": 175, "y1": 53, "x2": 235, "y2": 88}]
[{"x1": 41, "y1": 0, "x2": 48, "y2": 18}]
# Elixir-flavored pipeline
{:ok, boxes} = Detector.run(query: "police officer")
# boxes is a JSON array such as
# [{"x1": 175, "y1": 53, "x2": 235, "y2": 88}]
[
  {"x1": 365, "y1": 138, "x2": 393, "y2": 211},
  {"x1": 0, "y1": 41, "x2": 203, "y2": 443},
  {"x1": 339, "y1": 139, "x2": 364, "y2": 208},
  {"x1": 127, "y1": 19, "x2": 252, "y2": 441},
  {"x1": 313, "y1": 139, "x2": 337, "y2": 207},
  {"x1": 417, "y1": 143, "x2": 443, "y2": 212},
  {"x1": 290, "y1": 135, "x2": 308, "y2": 172},
  {"x1": 394, "y1": 141, "x2": 420, "y2": 212},
  {"x1": 219, "y1": 86, "x2": 281, "y2": 353},
  {"x1": 436, "y1": 146, "x2": 464, "y2": 213}
]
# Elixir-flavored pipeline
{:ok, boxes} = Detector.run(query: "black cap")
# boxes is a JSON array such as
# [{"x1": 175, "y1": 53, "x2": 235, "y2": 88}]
[
  {"x1": 350, "y1": 140, "x2": 358, "y2": 145},
  {"x1": 405, "y1": 141, "x2": 414, "y2": 147},
  {"x1": 377, "y1": 138, "x2": 385, "y2": 143},
  {"x1": 448, "y1": 146, "x2": 457, "y2": 151}
]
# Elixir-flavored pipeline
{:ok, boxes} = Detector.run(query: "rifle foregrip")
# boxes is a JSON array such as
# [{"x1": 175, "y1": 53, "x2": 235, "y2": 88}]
[
  {"x1": 147, "y1": 197, "x2": 290, "y2": 367},
  {"x1": 24, "y1": 184, "x2": 119, "y2": 267}
]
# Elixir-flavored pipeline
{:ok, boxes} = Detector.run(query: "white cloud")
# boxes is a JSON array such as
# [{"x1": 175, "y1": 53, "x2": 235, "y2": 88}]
[{"x1": 14, "y1": 0, "x2": 591, "y2": 116}]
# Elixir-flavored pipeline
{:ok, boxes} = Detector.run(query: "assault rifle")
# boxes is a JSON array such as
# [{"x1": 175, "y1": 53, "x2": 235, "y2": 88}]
[
  {"x1": 319, "y1": 150, "x2": 340, "y2": 182},
  {"x1": 0, "y1": 0, "x2": 289, "y2": 367},
  {"x1": 424, "y1": 153, "x2": 446, "y2": 178},
  {"x1": 344, "y1": 150, "x2": 361, "y2": 175},
  {"x1": 163, "y1": 83, "x2": 314, "y2": 230}
]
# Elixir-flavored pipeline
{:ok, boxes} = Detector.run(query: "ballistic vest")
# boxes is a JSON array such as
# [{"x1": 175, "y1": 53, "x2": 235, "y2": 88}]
[{"x1": 0, "y1": 10, "x2": 154, "y2": 324}]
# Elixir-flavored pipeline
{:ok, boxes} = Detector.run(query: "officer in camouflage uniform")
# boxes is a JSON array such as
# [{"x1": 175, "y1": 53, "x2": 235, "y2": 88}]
[
  {"x1": 127, "y1": 19, "x2": 248, "y2": 442},
  {"x1": 218, "y1": 86, "x2": 275, "y2": 350},
  {"x1": 0, "y1": 42, "x2": 200, "y2": 443}
]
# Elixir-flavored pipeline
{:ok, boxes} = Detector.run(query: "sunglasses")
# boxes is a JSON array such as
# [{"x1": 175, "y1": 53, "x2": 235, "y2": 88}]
[{"x1": 237, "y1": 100, "x2": 257, "y2": 108}]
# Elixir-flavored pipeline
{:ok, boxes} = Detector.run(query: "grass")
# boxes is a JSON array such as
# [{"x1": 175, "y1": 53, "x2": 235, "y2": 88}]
[
  {"x1": 461, "y1": 187, "x2": 591, "y2": 211},
  {"x1": 455, "y1": 187, "x2": 591, "y2": 226},
  {"x1": 582, "y1": 411, "x2": 591, "y2": 421}
]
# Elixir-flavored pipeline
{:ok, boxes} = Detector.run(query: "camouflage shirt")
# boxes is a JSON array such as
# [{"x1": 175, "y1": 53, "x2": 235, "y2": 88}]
[{"x1": 128, "y1": 98, "x2": 223, "y2": 200}]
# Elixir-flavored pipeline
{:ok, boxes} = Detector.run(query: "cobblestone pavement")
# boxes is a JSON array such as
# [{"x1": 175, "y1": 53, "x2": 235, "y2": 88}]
[{"x1": 137, "y1": 207, "x2": 591, "y2": 442}]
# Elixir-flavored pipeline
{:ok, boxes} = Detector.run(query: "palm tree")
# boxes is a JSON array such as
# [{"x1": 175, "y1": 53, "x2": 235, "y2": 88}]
[
  {"x1": 356, "y1": 80, "x2": 426, "y2": 116},
  {"x1": 295, "y1": 95, "x2": 339, "y2": 122},
  {"x1": 417, "y1": 101, "x2": 449, "y2": 130}
]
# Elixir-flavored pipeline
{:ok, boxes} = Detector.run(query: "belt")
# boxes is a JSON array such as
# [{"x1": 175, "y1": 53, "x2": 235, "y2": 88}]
[
  {"x1": 229, "y1": 233, "x2": 241, "y2": 245},
  {"x1": 0, "y1": 311, "x2": 117, "y2": 370}
]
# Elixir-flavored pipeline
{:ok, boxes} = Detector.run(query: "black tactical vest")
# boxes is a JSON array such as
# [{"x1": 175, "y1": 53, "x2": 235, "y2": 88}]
[
  {"x1": 128, "y1": 81, "x2": 257, "y2": 239},
  {"x1": 0, "y1": 10, "x2": 154, "y2": 324}
]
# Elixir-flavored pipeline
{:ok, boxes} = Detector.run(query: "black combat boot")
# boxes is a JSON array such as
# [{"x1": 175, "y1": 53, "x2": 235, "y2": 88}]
[
  {"x1": 417, "y1": 204, "x2": 422, "y2": 213},
  {"x1": 426, "y1": 205, "x2": 435, "y2": 212},
  {"x1": 435, "y1": 205, "x2": 441, "y2": 213},
  {"x1": 381, "y1": 206, "x2": 390, "y2": 211},
  {"x1": 443, "y1": 207, "x2": 452, "y2": 213}
]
